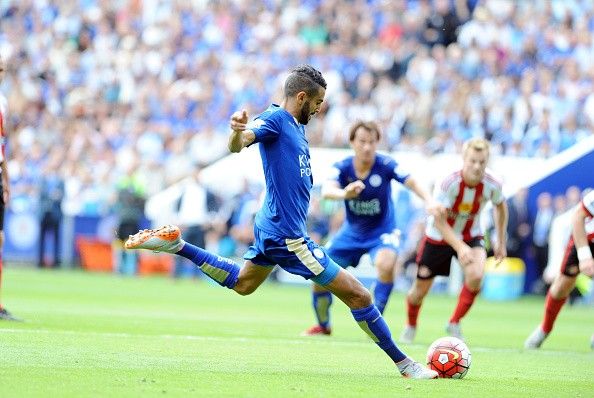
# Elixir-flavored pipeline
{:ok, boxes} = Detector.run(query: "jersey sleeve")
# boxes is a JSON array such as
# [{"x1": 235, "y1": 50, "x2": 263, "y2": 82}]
[
  {"x1": 389, "y1": 158, "x2": 410, "y2": 184},
  {"x1": 248, "y1": 114, "x2": 281, "y2": 144},
  {"x1": 435, "y1": 176, "x2": 456, "y2": 207},
  {"x1": 490, "y1": 184, "x2": 505, "y2": 205},
  {"x1": 582, "y1": 190, "x2": 594, "y2": 217}
]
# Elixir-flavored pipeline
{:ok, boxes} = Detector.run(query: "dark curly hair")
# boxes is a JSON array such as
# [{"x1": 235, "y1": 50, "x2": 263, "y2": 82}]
[{"x1": 284, "y1": 64, "x2": 327, "y2": 97}]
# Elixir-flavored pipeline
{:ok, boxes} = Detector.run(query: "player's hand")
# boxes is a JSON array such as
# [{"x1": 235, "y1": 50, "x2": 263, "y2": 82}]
[
  {"x1": 230, "y1": 110, "x2": 248, "y2": 132},
  {"x1": 425, "y1": 199, "x2": 446, "y2": 218},
  {"x1": 456, "y1": 244, "x2": 474, "y2": 267},
  {"x1": 492, "y1": 244, "x2": 507, "y2": 267},
  {"x1": 343, "y1": 180, "x2": 365, "y2": 199},
  {"x1": 578, "y1": 258, "x2": 594, "y2": 277}
]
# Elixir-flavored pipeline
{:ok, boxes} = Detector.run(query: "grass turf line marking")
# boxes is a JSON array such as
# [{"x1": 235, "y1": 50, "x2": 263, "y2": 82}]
[{"x1": 0, "y1": 328, "x2": 590, "y2": 357}]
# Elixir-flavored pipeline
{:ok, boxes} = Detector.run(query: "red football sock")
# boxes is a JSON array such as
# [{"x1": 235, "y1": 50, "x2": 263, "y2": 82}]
[
  {"x1": 449, "y1": 284, "x2": 479, "y2": 324},
  {"x1": 541, "y1": 292, "x2": 567, "y2": 334},
  {"x1": 406, "y1": 298, "x2": 421, "y2": 327}
]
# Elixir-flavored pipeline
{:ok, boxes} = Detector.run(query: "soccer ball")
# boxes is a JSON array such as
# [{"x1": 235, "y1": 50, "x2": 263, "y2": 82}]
[{"x1": 426, "y1": 336, "x2": 472, "y2": 379}]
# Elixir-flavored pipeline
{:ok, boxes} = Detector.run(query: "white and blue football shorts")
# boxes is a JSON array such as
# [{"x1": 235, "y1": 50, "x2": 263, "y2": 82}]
[{"x1": 244, "y1": 227, "x2": 341, "y2": 286}]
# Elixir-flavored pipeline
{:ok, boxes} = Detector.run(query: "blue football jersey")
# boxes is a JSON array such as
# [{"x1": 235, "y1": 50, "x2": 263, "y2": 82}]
[
  {"x1": 332, "y1": 153, "x2": 409, "y2": 239},
  {"x1": 248, "y1": 104, "x2": 312, "y2": 238}
]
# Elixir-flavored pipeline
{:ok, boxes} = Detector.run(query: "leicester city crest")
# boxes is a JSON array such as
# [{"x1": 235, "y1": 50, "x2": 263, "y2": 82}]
[{"x1": 369, "y1": 174, "x2": 382, "y2": 187}]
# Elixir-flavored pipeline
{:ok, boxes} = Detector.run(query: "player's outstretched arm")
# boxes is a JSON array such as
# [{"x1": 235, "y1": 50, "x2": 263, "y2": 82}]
[
  {"x1": 404, "y1": 176, "x2": 444, "y2": 218},
  {"x1": 228, "y1": 110, "x2": 256, "y2": 153},
  {"x1": 572, "y1": 205, "x2": 594, "y2": 277},
  {"x1": 321, "y1": 180, "x2": 364, "y2": 200}
]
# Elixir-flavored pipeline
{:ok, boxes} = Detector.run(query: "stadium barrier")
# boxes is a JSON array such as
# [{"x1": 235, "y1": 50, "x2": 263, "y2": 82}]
[
  {"x1": 137, "y1": 253, "x2": 174, "y2": 275},
  {"x1": 482, "y1": 257, "x2": 525, "y2": 301},
  {"x1": 76, "y1": 237, "x2": 113, "y2": 272}
]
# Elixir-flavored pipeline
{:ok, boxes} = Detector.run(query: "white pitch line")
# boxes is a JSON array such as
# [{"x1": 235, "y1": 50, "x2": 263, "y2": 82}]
[{"x1": 0, "y1": 328, "x2": 592, "y2": 357}]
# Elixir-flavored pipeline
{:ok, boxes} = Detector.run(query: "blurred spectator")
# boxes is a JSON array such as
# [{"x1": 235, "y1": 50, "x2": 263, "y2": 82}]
[
  {"x1": 553, "y1": 194, "x2": 568, "y2": 216},
  {"x1": 227, "y1": 179, "x2": 262, "y2": 256},
  {"x1": 114, "y1": 170, "x2": 146, "y2": 274},
  {"x1": 172, "y1": 167, "x2": 222, "y2": 278},
  {"x1": 565, "y1": 185, "x2": 582, "y2": 209},
  {"x1": 421, "y1": 0, "x2": 466, "y2": 48},
  {"x1": 0, "y1": 0, "x2": 592, "y2": 223},
  {"x1": 506, "y1": 188, "x2": 531, "y2": 258},
  {"x1": 531, "y1": 192, "x2": 554, "y2": 293},
  {"x1": 37, "y1": 164, "x2": 65, "y2": 268}
]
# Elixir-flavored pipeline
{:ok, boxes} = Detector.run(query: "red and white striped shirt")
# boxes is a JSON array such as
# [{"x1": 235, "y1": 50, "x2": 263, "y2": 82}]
[
  {"x1": 425, "y1": 169, "x2": 504, "y2": 243},
  {"x1": 580, "y1": 189, "x2": 594, "y2": 240}
]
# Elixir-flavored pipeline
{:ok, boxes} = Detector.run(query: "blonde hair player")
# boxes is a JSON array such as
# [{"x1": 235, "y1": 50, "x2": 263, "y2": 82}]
[{"x1": 400, "y1": 138, "x2": 508, "y2": 343}]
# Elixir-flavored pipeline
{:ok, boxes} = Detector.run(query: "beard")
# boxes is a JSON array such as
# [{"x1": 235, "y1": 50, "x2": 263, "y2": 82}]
[{"x1": 297, "y1": 101, "x2": 312, "y2": 125}]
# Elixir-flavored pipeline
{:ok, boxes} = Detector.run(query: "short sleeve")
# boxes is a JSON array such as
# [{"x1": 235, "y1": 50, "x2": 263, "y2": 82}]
[
  {"x1": 389, "y1": 158, "x2": 410, "y2": 184},
  {"x1": 248, "y1": 115, "x2": 281, "y2": 144},
  {"x1": 490, "y1": 185, "x2": 505, "y2": 205},
  {"x1": 435, "y1": 175, "x2": 458, "y2": 207}
]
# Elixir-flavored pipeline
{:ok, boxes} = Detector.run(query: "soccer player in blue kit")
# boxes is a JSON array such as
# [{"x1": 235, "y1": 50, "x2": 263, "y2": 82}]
[
  {"x1": 125, "y1": 65, "x2": 437, "y2": 379},
  {"x1": 302, "y1": 121, "x2": 441, "y2": 336}
]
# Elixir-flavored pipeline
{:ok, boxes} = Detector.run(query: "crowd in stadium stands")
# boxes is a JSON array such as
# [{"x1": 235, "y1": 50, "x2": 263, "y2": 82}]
[{"x1": 0, "y1": 0, "x2": 593, "y2": 273}]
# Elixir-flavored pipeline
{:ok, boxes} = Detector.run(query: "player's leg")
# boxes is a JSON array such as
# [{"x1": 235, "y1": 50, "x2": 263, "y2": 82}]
[
  {"x1": 525, "y1": 240, "x2": 582, "y2": 348},
  {"x1": 400, "y1": 277, "x2": 434, "y2": 343},
  {"x1": 448, "y1": 243, "x2": 486, "y2": 338},
  {"x1": 0, "y1": 200, "x2": 19, "y2": 321},
  {"x1": 302, "y1": 243, "x2": 357, "y2": 336},
  {"x1": 525, "y1": 274, "x2": 575, "y2": 349},
  {"x1": 233, "y1": 260, "x2": 275, "y2": 295},
  {"x1": 323, "y1": 267, "x2": 436, "y2": 379},
  {"x1": 302, "y1": 282, "x2": 333, "y2": 335},
  {"x1": 275, "y1": 236, "x2": 435, "y2": 378},
  {"x1": 125, "y1": 225, "x2": 263, "y2": 292},
  {"x1": 400, "y1": 238, "x2": 446, "y2": 343},
  {"x1": 371, "y1": 247, "x2": 398, "y2": 314}
]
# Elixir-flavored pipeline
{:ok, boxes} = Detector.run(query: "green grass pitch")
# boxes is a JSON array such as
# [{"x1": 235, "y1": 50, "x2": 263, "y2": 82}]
[{"x1": 0, "y1": 267, "x2": 592, "y2": 397}]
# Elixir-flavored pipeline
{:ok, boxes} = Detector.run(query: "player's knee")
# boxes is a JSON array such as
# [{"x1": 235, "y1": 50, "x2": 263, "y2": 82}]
[
  {"x1": 375, "y1": 261, "x2": 395, "y2": 279},
  {"x1": 407, "y1": 287, "x2": 425, "y2": 305},
  {"x1": 550, "y1": 275, "x2": 575, "y2": 298},
  {"x1": 350, "y1": 285, "x2": 372, "y2": 308},
  {"x1": 234, "y1": 281, "x2": 258, "y2": 296},
  {"x1": 338, "y1": 277, "x2": 372, "y2": 308},
  {"x1": 465, "y1": 274, "x2": 482, "y2": 289}
]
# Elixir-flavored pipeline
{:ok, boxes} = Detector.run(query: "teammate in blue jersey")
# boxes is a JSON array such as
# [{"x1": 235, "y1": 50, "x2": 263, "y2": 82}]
[
  {"x1": 302, "y1": 121, "x2": 442, "y2": 336},
  {"x1": 125, "y1": 65, "x2": 437, "y2": 379}
]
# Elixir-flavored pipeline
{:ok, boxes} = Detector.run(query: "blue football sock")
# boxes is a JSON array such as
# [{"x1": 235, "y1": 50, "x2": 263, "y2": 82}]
[
  {"x1": 312, "y1": 291, "x2": 332, "y2": 328},
  {"x1": 372, "y1": 281, "x2": 394, "y2": 314},
  {"x1": 351, "y1": 304, "x2": 407, "y2": 363},
  {"x1": 176, "y1": 241, "x2": 240, "y2": 289}
]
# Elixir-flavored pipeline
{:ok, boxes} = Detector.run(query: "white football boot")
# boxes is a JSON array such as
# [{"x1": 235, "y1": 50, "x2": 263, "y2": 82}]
[
  {"x1": 124, "y1": 225, "x2": 184, "y2": 253},
  {"x1": 524, "y1": 326, "x2": 548, "y2": 349},
  {"x1": 399, "y1": 360, "x2": 438, "y2": 379}
]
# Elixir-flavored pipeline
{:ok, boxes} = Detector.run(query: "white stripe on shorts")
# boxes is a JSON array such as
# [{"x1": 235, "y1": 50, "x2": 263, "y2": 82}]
[{"x1": 285, "y1": 238, "x2": 324, "y2": 276}]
